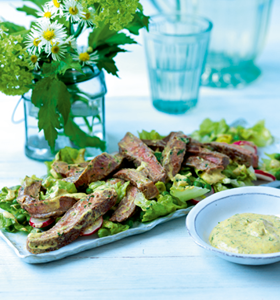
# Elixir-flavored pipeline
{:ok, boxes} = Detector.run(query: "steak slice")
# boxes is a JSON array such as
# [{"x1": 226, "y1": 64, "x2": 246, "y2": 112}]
[
  {"x1": 205, "y1": 142, "x2": 258, "y2": 168},
  {"x1": 162, "y1": 132, "x2": 189, "y2": 180},
  {"x1": 52, "y1": 161, "x2": 89, "y2": 178},
  {"x1": 17, "y1": 177, "x2": 42, "y2": 202},
  {"x1": 119, "y1": 132, "x2": 166, "y2": 183},
  {"x1": 18, "y1": 194, "x2": 85, "y2": 219},
  {"x1": 141, "y1": 139, "x2": 167, "y2": 151},
  {"x1": 184, "y1": 156, "x2": 223, "y2": 172},
  {"x1": 109, "y1": 185, "x2": 138, "y2": 223},
  {"x1": 64, "y1": 153, "x2": 123, "y2": 189},
  {"x1": 26, "y1": 188, "x2": 117, "y2": 254},
  {"x1": 113, "y1": 168, "x2": 158, "y2": 199}
]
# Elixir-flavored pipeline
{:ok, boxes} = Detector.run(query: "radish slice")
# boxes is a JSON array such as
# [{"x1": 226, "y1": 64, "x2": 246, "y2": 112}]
[
  {"x1": 80, "y1": 216, "x2": 103, "y2": 236},
  {"x1": 255, "y1": 170, "x2": 276, "y2": 182},
  {"x1": 29, "y1": 217, "x2": 54, "y2": 228},
  {"x1": 189, "y1": 187, "x2": 215, "y2": 205},
  {"x1": 233, "y1": 141, "x2": 258, "y2": 155}
]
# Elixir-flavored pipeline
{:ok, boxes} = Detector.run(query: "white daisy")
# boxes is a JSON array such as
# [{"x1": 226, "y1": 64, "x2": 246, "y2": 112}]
[
  {"x1": 73, "y1": 50, "x2": 99, "y2": 66},
  {"x1": 48, "y1": 42, "x2": 67, "y2": 61},
  {"x1": 49, "y1": 0, "x2": 64, "y2": 17},
  {"x1": 37, "y1": 3, "x2": 56, "y2": 20},
  {"x1": 34, "y1": 19, "x2": 67, "y2": 54},
  {"x1": 25, "y1": 29, "x2": 42, "y2": 54},
  {"x1": 28, "y1": 54, "x2": 40, "y2": 70},
  {"x1": 79, "y1": 8, "x2": 95, "y2": 27},
  {"x1": 64, "y1": 0, "x2": 85, "y2": 23}
]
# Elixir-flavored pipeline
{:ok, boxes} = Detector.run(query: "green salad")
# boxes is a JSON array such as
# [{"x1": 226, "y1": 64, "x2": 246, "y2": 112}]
[{"x1": 0, "y1": 119, "x2": 276, "y2": 242}]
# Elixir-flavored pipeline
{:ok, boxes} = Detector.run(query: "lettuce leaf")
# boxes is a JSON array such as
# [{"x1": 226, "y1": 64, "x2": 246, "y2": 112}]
[
  {"x1": 89, "y1": 180, "x2": 130, "y2": 203},
  {"x1": 0, "y1": 186, "x2": 33, "y2": 233},
  {"x1": 138, "y1": 129, "x2": 165, "y2": 140},
  {"x1": 260, "y1": 153, "x2": 280, "y2": 177},
  {"x1": 222, "y1": 163, "x2": 256, "y2": 186},
  {"x1": 97, "y1": 220, "x2": 129, "y2": 237},
  {"x1": 134, "y1": 192, "x2": 187, "y2": 223},
  {"x1": 191, "y1": 118, "x2": 273, "y2": 147}
]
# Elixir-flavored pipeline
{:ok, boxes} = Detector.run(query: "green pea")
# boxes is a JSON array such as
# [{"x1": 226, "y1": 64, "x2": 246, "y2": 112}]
[
  {"x1": 232, "y1": 135, "x2": 240, "y2": 141},
  {"x1": 193, "y1": 181, "x2": 204, "y2": 188},
  {"x1": 12, "y1": 199, "x2": 18, "y2": 205},
  {"x1": 98, "y1": 228, "x2": 110, "y2": 238},
  {"x1": 274, "y1": 154, "x2": 280, "y2": 161},
  {"x1": 16, "y1": 214, "x2": 26, "y2": 224},
  {"x1": 204, "y1": 184, "x2": 212, "y2": 191},
  {"x1": 86, "y1": 188, "x2": 93, "y2": 194},
  {"x1": 275, "y1": 171, "x2": 280, "y2": 180}
]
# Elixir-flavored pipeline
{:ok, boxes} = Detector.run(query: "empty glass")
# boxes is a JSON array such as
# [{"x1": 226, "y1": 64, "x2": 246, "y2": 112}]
[
  {"x1": 144, "y1": 14, "x2": 212, "y2": 114},
  {"x1": 150, "y1": 0, "x2": 273, "y2": 88}
]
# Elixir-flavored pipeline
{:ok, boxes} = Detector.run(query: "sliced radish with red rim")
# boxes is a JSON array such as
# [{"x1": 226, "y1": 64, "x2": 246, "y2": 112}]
[
  {"x1": 254, "y1": 170, "x2": 276, "y2": 182},
  {"x1": 29, "y1": 217, "x2": 54, "y2": 228},
  {"x1": 80, "y1": 216, "x2": 103, "y2": 236}
]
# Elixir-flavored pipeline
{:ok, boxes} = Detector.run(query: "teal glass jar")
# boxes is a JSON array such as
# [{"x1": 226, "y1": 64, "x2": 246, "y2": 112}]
[
  {"x1": 150, "y1": 0, "x2": 273, "y2": 88},
  {"x1": 23, "y1": 65, "x2": 107, "y2": 161}
]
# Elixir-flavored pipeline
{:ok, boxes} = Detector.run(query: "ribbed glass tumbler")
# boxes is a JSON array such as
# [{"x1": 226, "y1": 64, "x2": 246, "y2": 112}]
[{"x1": 144, "y1": 14, "x2": 212, "y2": 114}]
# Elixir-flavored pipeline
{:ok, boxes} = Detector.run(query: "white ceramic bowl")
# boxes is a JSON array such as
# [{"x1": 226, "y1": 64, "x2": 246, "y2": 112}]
[{"x1": 186, "y1": 186, "x2": 280, "y2": 265}]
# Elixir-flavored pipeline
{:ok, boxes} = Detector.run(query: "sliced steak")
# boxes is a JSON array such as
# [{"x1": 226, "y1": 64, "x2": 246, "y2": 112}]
[
  {"x1": 109, "y1": 185, "x2": 138, "y2": 223},
  {"x1": 141, "y1": 139, "x2": 167, "y2": 151},
  {"x1": 17, "y1": 177, "x2": 42, "y2": 202},
  {"x1": 113, "y1": 168, "x2": 158, "y2": 199},
  {"x1": 119, "y1": 132, "x2": 166, "y2": 183},
  {"x1": 52, "y1": 161, "x2": 89, "y2": 178},
  {"x1": 205, "y1": 142, "x2": 258, "y2": 168},
  {"x1": 64, "y1": 153, "x2": 123, "y2": 189},
  {"x1": 26, "y1": 188, "x2": 117, "y2": 254},
  {"x1": 184, "y1": 156, "x2": 223, "y2": 172},
  {"x1": 162, "y1": 132, "x2": 189, "y2": 180},
  {"x1": 18, "y1": 194, "x2": 85, "y2": 219}
]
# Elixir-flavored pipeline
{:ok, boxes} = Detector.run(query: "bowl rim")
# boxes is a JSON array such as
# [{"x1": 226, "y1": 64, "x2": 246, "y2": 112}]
[{"x1": 186, "y1": 186, "x2": 280, "y2": 260}]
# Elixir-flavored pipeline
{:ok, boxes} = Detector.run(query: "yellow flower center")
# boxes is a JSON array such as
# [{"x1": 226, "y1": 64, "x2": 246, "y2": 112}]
[
  {"x1": 53, "y1": 0, "x2": 60, "y2": 8},
  {"x1": 44, "y1": 11, "x2": 52, "y2": 18},
  {"x1": 79, "y1": 52, "x2": 90, "y2": 62},
  {"x1": 51, "y1": 45, "x2": 60, "y2": 54},
  {"x1": 43, "y1": 29, "x2": 55, "y2": 41},
  {"x1": 31, "y1": 55, "x2": 38, "y2": 63},
  {"x1": 83, "y1": 12, "x2": 91, "y2": 20},
  {"x1": 33, "y1": 38, "x2": 41, "y2": 47},
  {"x1": 69, "y1": 6, "x2": 79, "y2": 15}
]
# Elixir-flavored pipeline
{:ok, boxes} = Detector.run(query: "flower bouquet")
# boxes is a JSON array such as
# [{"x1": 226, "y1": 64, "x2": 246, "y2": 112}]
[{"x1": 0, "y1": 0, "x2": 149, "y2": 159}]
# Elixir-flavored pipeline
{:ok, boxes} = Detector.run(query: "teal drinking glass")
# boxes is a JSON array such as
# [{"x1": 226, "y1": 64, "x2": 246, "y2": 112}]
[
  {"x1": 144, "y1": 14, "x2": 212, "y2": 114},
  {"x1": 150, "y1": 0, "x2": 273, "y2": 88}
]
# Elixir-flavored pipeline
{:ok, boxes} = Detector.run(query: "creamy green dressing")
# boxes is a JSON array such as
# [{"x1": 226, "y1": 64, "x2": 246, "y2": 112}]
[{"x1": 209, "y1": 213, "x2": 280, "y2": 254}]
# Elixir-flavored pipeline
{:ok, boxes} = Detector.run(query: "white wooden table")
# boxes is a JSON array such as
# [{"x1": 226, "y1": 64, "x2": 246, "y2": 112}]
[{"x1": 1, "y1": 1, "x2": 280, "y2": 299}]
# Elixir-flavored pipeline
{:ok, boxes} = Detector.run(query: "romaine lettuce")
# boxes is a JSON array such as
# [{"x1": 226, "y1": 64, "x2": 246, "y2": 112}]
[
  {"x1": 97, "y1": 220, "x2": 129, "y2": 237},
  {"x1": 138, "y1": 129, "x2": 165, "y2": 140}
]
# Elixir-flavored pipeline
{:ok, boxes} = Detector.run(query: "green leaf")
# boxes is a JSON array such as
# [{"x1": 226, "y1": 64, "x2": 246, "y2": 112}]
[
  {"x1": 21, "y1": 0, "x2": 48, "y2": 10},
  {"x1": 32, "y1": 77, "x2": 71, "y2": 150},
  {"x1": 105, "y1": 32, "x2": 137, "y2": 46},
  {"x1": 64, "y1": 118, "x2": 106, "y2": 151},
  {"x1": 125, "y1": 11, "x2": 150, "y2": 35},
  {"x1": 0, "y1": 22, "x2": 26, "y2": 34},
  {"x1": 55, "y1": 81, "x2": 71, "y2": 125},
  {"x1": 16, "y1": 5, "x2": 39, "y2": 17},
  {"x1": 96, "y1": 57, "x2": 119, "y2": 76}
]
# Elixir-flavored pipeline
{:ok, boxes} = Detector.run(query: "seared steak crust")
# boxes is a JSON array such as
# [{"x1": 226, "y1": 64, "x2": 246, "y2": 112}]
[
  {"x1": 27, "y1": 188, "x2": 117, "y2": 254},
  {"x1": 184, "y1": 156, "x2": 224, "y2": 172},
  {"x1": 17, "y1": 180, "x2": 42, "y2": 202},
  {"x1": 162, "y1": 132, "x2": 189, "y2": 180},
  {"x1": 113, "y1": 168, "x2": 158, "y2": 199},
  {"x1": 205, "y1": 142, "x2": 258, "y2": 168},
  {"x1": 64, "y1": 153, "x2": 122, "y2": 189},
  {"x1": 109, "y1": 185, "x2": 138, "y2": 222},
  {"x1": 119, "y1": 132, "x2": 166, "y2": 183}
]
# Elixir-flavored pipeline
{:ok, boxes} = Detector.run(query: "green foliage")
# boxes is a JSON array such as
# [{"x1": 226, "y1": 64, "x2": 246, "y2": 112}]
[
  {"x1": 31, "y1": 77, "x2": 71, "y2": 150},
  {"x1": 64, "y1": 118, "x2": 106, "y2": 151},
  {"x1": 16, "y1": 0, "x2": 49, "y2": 16},
  {"x1": 0, "y1": 27, "x2": 33, "y2": 96},
  {"x1": 125, "y1": 11, "x2": 149, "y2": 35}
]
